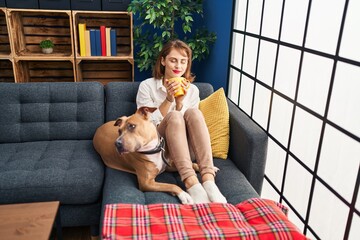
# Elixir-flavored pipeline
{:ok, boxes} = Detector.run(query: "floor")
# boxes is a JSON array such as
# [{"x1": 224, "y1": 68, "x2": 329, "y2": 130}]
[{"x1": 51, "y1": 226, "x2": 95, "y2": 240}]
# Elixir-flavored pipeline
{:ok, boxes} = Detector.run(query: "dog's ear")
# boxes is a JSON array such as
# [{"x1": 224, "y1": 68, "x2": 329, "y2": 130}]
[
  {"x1": 137, "y1": 107, "x2": 157, "y2": 120},
  {"x1": 114, "y1": 116, "x2": 127, "y2": 128}
]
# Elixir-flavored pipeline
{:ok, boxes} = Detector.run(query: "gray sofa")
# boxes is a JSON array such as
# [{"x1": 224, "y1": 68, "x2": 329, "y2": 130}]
[
  {"x1": 0, "y1": 81, "x2": 268, "y2": 237},
  {"x1": 0, "y1": 82, "x2": 105, "y2": 236},
  {"x1": 100, "y1": 82, "x2": 268, "y2": 233}
]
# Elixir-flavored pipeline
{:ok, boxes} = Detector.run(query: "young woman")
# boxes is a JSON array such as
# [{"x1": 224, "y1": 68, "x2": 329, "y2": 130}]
[{"x1": 136, "y1": 39, "x2": 226, "y2": 204}]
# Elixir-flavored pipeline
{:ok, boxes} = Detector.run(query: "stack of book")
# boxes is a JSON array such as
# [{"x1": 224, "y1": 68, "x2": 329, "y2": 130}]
[{"x1": 78, "y1": 23, "x2": 117, "y2": 57}]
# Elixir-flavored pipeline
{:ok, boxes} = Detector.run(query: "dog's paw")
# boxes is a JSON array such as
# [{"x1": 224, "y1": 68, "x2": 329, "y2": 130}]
[
  {"x1": 177, "y1": 191, "x2": 194, "y2": 204},
  {"x1": 213, "y1": 167, "x2": 220, "y2": 173}
]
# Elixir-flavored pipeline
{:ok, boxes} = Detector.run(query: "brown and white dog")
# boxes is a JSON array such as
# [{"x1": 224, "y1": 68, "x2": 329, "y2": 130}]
[{"x1": 93, "y1": 107, "x2": 196, "y2": 204}]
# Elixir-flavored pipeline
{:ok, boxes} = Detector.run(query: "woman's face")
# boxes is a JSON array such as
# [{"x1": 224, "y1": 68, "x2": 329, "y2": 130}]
[{"x1": 161, "y1": 49, "x2": 188, "y2": 79}]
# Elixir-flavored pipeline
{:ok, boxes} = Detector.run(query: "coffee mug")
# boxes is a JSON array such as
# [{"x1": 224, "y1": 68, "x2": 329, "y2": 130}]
[{"x1": 168, "y1": 77, "x2": 186, "y2": 97}]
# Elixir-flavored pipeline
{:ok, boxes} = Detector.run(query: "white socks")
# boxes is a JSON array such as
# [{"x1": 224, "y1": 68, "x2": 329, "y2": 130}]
[
  {"x1": 202, "y1": 181, "x2": 227, "y2": 203},
  {"x1": 187, "y1": 181, "x2": 227, "y2": 204},
  {"x1": 187, "y1": 183, "x2": 210, "y2": 203}
]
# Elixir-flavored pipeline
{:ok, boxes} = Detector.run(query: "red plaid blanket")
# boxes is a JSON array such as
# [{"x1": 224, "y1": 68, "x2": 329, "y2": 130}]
[{"x1": 103, "y1": 198, "x2": 307, "y2": 240}]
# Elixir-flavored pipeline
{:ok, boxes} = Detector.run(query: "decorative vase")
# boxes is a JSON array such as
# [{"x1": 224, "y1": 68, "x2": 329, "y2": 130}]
[{"x1": 42, "y1": 48, "x2": 53, "y2": 54}]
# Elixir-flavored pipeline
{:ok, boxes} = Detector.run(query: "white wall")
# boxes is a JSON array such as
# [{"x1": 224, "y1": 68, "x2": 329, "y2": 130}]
[{"x1": 229, "y1": 0, "x2": 360, "y2": 239}]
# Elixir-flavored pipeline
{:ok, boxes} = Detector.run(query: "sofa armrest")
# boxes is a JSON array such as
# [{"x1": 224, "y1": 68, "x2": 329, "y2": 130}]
[{"x1": 227, "y1": 99, "x2": 268, "y2": 195}]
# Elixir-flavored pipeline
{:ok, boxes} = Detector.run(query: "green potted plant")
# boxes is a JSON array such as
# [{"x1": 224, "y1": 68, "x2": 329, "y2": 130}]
[
  {"x1": 128, "y1": 0, "x2": 216, "y2": 72},
  {"x1": 39, "y1": 39, "x2": 54, "y2": 54}
]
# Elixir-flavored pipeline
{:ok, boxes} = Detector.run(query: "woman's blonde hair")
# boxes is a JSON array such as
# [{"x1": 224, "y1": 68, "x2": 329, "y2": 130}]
[{"x1": 152, "y1": 39, "x2": 195, "y2": 82}]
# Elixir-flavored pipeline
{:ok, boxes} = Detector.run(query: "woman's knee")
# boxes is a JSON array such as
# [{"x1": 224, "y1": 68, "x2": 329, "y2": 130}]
[
  {"x1": 166, "y1": 111, "x2": 185, "y2": 126},
  {"x1": 158, "y1": 111, "x2": 185, "y2": 136},
  {"x1": 184, "y1": 108, "x2": 203, "y2": 122}
]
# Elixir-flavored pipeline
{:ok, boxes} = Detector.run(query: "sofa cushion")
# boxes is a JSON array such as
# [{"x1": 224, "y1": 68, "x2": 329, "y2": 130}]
[
  {"x1": 199, "y1": 88, "x2": 229, "y2": 159},
  {"x1": 0, "y1": 82, "x2": 104, "y2": 143},
  {"x1": 0, "y1": 140, "x2": 104, "y2": 205},
  {"x1": 102, "y1": 159, "x2": 258, "y2": 206}
]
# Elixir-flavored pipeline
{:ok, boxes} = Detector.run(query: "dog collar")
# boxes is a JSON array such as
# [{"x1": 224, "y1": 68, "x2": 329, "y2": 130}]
[
  {"x1": 138, "y1": 136, "x2": 171, "y2": 167},
  {"x1": 138, "y1": 136, "x2": 165, "y2": 155}
]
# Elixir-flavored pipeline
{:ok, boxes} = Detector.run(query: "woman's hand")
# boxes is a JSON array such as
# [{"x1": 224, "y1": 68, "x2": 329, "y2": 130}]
[
  {"x1": 164, "y1": 78, "x2": 179, "y2": 102},
  {"x1": 164, "y1": 78, "x2": 191, "y2": 111},
  {"x1": 175, "y1": 79, "x2": 190, "y2": 103}
]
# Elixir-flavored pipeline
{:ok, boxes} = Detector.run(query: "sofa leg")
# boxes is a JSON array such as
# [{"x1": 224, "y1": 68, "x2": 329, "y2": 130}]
[
  {"x1": 90, "y1": 224, "x2": 100, "y2": 239},
  {"x1": 55, "y1": 210, "x2": 63, "y2": 240}
]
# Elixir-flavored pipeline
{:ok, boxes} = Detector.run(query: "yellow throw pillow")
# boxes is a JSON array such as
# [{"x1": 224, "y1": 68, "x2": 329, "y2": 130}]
[{"x1": 199, "y1": 88, "x2": 229, "y2": 159}]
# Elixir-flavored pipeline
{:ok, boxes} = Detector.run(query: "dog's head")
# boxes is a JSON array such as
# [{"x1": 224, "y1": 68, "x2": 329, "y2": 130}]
[{"x1": 113, "y1": 107, "x2": 158, "y2": 154}]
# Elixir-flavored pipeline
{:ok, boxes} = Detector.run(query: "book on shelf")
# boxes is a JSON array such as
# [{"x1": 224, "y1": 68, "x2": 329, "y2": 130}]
[
  {"x1": 80, "y1": 24, "x2": 118, "y2": 57},
  {"x1": 100, "y1": 26, "x2": 106, "y2": 56},
  {"x1": 89, "y1": 29, "x2": 97, "y2": 56},
  {"x1": 106, "y1": 27, "x2": 111, "y2": 56},
  {"x1": 78, "y1": 23, "x2": 86, "y2": 56},
  {"x1": 110, "y1": 29, "x2": 117, "y2": 56},
  {"x1": 95, "y1": 29, "x2": 101, "y2": 56},
  {"x1": 85, "y1": 30, "x2": 91, "y2": 56}
]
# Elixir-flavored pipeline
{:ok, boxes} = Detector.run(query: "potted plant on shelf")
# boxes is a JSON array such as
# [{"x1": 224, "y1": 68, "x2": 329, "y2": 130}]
[
  {"x1": 39, "y1": 39, "x2": 54, "y2": 54},
  {"x1": 128, "y1": 0, "x2": 216, "y2": 72}
]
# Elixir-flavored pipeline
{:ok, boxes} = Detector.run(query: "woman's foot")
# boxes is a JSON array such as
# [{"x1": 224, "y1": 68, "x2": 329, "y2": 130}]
[
  {"x1": 187, "y1": 183, "x2": 211, "y2": 203},
  {"x1": 202, "y1": 181, "x2": 227, "y2": 203}
]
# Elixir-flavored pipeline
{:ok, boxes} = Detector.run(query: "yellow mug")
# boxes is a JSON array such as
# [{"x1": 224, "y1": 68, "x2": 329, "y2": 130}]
[{"x1": 168, "y1": 77, "x2": 186, "y2": 97}]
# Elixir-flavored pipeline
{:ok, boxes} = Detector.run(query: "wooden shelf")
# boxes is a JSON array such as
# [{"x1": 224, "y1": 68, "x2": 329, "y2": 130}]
[
  {"x1": 14, "y1": 54, "x2": 73, "y2": 61},
  {"x1": 14, "y1": 59, "x2": 76, "y2": 83},
  {"x1": 72, "y1": 10, "x2": 133, "y2": 59},
  {"x1": 0, "y1": 59, "x2": 15, "y2": 82},
  {"x1": 0, "y1": 8, "x2": 133, "y2": 84},
  {"x1": 76, "y1": 59, "x2": 133, "y2": 85},
  {"x1": 75, "y1": 54, "x2": 133, "y2": 61},
  {"x1": 0, "y1": 8, "x2": 13, "y2": 83},
  {"x1": 8, "y1": 8, "x2": 74, "y2": 58},
  {"x1": 0, "y1": 8, "x2": 11, "y2": 58}
]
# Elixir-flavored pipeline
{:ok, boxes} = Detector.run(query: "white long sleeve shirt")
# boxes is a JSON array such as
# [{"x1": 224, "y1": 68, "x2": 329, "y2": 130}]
[{"x1": 136, "y1": 77, "x2": 200, "y2": 125}]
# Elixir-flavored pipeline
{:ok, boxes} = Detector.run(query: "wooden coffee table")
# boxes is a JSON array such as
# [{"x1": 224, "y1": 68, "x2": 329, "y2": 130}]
[{"x1": 0, "y1": 201, "x2": 61, "y2": 240}]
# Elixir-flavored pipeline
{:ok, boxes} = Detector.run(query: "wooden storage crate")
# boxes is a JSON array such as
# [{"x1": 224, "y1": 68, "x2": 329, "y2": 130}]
[
  {"x1": 8, "y1": 9, "x2": 73, "y2": 58},
  {"x1": 14, "y1": 59, "x2": 76, "y2": 82},
  {"x1": 76, "y1": 60, "x2": 133, "y2": 84},
  {"x1": 0, "y1": 59, "x2": 15, "y2": 82},
  {"x1": 72, "y1": 11, "x2": 133, "y2": 59},
  {"x1": 0, "y1": 8, "x2": 11, "y2": 57}
]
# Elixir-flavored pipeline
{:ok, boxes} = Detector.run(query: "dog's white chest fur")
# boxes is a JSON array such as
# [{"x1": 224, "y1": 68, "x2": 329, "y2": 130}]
[{"x1": 139, "y1": 139, "x2": 166, "y2": 174}]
